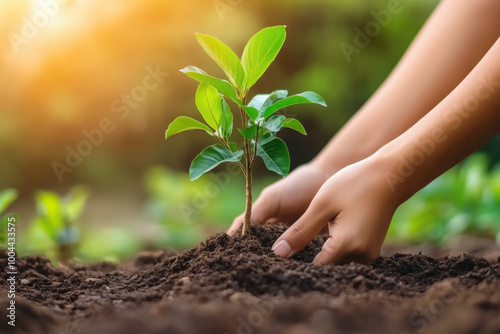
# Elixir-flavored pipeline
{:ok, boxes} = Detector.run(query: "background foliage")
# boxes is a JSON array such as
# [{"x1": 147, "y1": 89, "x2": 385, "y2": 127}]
[{"x1": 0, "y1": 0, "x2": 499, "y2": 260}]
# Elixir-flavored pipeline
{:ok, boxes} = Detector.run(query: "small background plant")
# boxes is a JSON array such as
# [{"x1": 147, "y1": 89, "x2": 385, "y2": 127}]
[
  {"x1": 22, "y1": 186, "x2": 142, "y2": 263},
  {"x1": 166, "y1": 26, "x2": 326, "y2": 235},
  {"x1": 30, "y1": 186, "x2": 89, "y2": 261}
]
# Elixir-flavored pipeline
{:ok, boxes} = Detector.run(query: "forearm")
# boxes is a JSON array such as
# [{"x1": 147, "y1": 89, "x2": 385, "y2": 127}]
[
  {"x1": 378, "y1": 37, "x2": 500, "y2": 203},
  {"x1": 312, "y1": 0, "x2": 500, "y2": 174}
]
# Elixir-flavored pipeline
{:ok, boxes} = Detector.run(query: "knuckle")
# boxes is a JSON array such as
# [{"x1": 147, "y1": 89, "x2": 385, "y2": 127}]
[
  {"x1": 254, "y1": 189, "x2": 275, "y2": 209},
  {"x1": 321, "y1": 238, "x2": 340, "y2": 255},
  {"x1": 319, "y1": 234, "x2": 380, "y2": 264},
  {"x1": 259, "y1": 187, "x2": 275, "y2": 201},
  {"x1": 254, "y1": 188, "x2": 281, "y2": 221},
  {"x1": 289, "y1": 223, "x2": 312, "y2": 246},
  {"x1": 311, "y1": 192, "x2": 331, "y2": 210}
]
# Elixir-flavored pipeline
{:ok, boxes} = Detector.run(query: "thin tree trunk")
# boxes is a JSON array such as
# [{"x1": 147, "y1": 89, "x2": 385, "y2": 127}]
[{"x1": 242, "y1": 160, "x2": 252, "y2": 236}]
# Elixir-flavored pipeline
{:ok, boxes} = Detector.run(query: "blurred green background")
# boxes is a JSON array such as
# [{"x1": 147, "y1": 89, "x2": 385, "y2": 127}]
[{"x1": 0, "y1": 0, "x2": 499, "y2": 262}]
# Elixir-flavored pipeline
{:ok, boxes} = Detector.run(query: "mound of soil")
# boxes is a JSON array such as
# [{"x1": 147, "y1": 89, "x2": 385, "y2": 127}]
[{"x1": 1, "y1": 224, "x2": 500, "y2": 334}]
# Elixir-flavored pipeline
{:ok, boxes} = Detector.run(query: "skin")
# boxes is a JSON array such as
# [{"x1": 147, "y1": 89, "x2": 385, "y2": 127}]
[
  {"x1": 229, "y1": 0, "x2": 500, "y2": 264},
  {"x1": 276, "y1": 39, "x2": 500, "y2": 264}
]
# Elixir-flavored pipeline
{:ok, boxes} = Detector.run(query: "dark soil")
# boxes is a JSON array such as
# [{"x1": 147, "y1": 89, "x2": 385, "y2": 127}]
[{"x1": 1, "y1": 224, "x2": 500, "y2": 334}]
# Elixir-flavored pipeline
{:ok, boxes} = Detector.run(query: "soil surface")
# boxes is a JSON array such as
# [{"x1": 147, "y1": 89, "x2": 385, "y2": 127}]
[{"x1": 1, "y1": 224, "x2": 500, "y2": 334}]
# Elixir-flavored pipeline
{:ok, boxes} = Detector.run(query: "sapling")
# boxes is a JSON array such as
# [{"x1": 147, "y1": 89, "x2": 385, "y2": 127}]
[
  {"x1": 166, "y1": 26, "x2": 326, "y2": 236},
  {"x1": 32, "y1": 186, "x2": 89, "y2": 261}
]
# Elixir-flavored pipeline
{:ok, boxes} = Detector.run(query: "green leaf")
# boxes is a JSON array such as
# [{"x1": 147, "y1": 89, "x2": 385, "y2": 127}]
[
  {"x1": 195, "y1": 33, "x2": 246, "y2": 89},
  {"x1": 180, "y1": 66, "x2": 242, "y2": 105},
  {"x1": 241, "y1": 26, "x2": 287, "y2": 90},
  {"x1": 195, "y1": 83, "x2": 223, "y2": 130},
  {"x1": 263, "y1": 91, "x2": 326, "y2": 119},
  {"x1": 166, "y1": 116, "x2": 213, "y2": 139},
  {"x1": 282, "y1": 118, "x2": 307, "y2": 135},
  {"x1": 34, "y1": 217, "x2": 57, "y2": 241},
  {"x1": 228, "y1": 142, "x2": 239, "y2": 152},
  {"x1": 258, "y1": 132, "x2": 275, "y2": 145},
  {"x1": 263, "y1": 115, "x2": 285, "y2": 132},
  {"x1": 0, "y1": 217, "x2": 9, "y2": 243},
  {"x1": 243, "y1": 106, "x2": 259, "y2": 122},
  {"x1": 248, "y1": 90, "x2": 288, "y2": 114},
  {"x1": 64, "y1": 186, "x2": 89, "y2": 223},
  {"x1": 238, "y1": 125, "x2": 257, "y2": 140},
  {"x1": 0, "y1": 189, "x2": 17, "y2": 214},
  {"x1": 190, "y1": 145, "x2": 244, "y2": 180},
  {"x1": 220, "y1": 99, "x2": 233, "y2": 138},
  {"x1": 35, "y1": 191, "x2": 63, "y2": 238},
  {"x1": 256, "y1": 137, "x2": 290, "y2": 177}
]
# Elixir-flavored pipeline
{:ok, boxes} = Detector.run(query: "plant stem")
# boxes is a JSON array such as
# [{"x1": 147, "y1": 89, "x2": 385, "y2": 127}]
[
  {"x1": 242, "y1": 155, "x2": 252, "y2": 236},
  {"x1": 238, "y1": 93, "x2": 253, "y2": 236},
  {"x1": 242, "y1": 125, "x2": 259, "y2": 235}
]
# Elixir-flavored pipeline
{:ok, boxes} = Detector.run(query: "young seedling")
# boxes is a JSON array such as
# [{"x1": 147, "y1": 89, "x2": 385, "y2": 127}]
[
  {"x1": 0, "y1": 188, "x2": 18, "y2": 246},
  {"x1": 32, "y1": 186, "x2": 89, "y2": 261},
  {"x1": 166, "y1": 26, "x2": 326, "y2": 236}
]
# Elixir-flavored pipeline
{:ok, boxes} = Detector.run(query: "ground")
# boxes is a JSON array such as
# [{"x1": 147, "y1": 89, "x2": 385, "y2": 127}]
[{"x1": 1, "y1": 224, "x2": 500, "y2": 334}]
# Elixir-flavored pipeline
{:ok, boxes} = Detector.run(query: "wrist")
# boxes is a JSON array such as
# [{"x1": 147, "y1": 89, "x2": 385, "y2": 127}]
[
  {"x1": 310, "y1": 132, "x2": 390, "y2": 177},
  {"x1": 309, "y1": 147, "x2": 354, "y2": 177},
  {"x1": 297, "y1": 162, "x2": 332, "y2": 182},
  {"x1": 369, "y1": 143, "x2": 420, "y2": 206},
  {"x1": 371, "y1": 133, "x2": 443, "y2": 205},
  {"x1": 307, "y1": 160, "x2": 337, "y2": 180}
]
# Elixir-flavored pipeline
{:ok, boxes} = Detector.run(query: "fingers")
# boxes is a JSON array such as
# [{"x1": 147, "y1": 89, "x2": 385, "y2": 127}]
[
  {"x1": 272, "y1": 195, "x2": 337, "y2": 259},
  {"x1": 314, "y1": 239, "x2": 376, "y2": 265},
  {"x1": 250, "y1": 188, "x2": 281, "y2": 224},
  {"x1": 227, "y1": 213, "x2": 244, "y2": 236},
  {"x1": 266, "y1": 217, "x2": 282, "y2": 224},
  {"x1": 313, "y1": 236, "x2": 347, "y2": 265},
  {"x1": 313, "y1": 220, "x2": 380, "y2": 265}
]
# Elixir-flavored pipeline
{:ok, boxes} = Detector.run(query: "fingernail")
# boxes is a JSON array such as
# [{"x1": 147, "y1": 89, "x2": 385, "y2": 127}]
[{"x1": 272, "y1": 240, "x2": 292, "y2": 258}]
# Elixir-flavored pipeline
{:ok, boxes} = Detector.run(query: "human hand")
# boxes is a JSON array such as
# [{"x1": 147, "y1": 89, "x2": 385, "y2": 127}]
[
  {"x1": 271, "y1": 156, "x2": 401, "y2": 264},
  {"x1": 227, "y1": 164, "x2": 331, "y2": 235}
]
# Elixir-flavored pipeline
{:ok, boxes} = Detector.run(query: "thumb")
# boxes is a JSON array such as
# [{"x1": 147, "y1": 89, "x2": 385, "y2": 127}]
[
  {"x1": 227, "y1": 213, "x2": 244, "y2": 236},
  {"x1": 272, "y1": 196, "x2": 336, "y2": 259},
  {"x1": 312, "y1": 234, "x2": 347, "y2": 265},
  {"x1": 249, "y1": 188, "x2": 281, "y2": 224}
]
